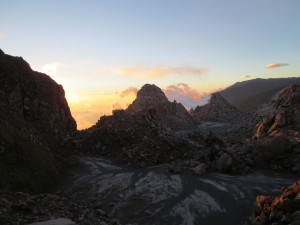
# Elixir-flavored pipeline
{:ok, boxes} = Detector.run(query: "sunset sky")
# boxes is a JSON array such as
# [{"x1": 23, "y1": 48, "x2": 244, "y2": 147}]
[{"x1": 1, "y1": 0, "x2": 299, "y2": 129}]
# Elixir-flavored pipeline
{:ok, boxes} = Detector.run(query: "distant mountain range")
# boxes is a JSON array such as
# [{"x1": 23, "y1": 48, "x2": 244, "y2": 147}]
[{"x1": 220, "y1": 77, "x2": 300, "y2": 111}]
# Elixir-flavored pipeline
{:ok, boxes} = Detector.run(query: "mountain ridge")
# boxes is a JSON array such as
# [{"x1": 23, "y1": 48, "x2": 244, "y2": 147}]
[{"x1": 220, "y1": 77, "x2": 300, "y2": 111}]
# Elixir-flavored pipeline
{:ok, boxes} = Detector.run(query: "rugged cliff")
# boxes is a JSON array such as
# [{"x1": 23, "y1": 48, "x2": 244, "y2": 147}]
[{"x1": 0, "y1": 49, "x2": 76, "y2": 192}]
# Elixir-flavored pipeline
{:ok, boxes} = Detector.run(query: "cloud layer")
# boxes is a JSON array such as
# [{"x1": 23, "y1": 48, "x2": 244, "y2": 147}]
[
  {"x1": 263, "y1": 63, "x2": 289, "y2": 69},
  {"x1": 117, "y1": 65, "x2": 208, "y2": 78}
]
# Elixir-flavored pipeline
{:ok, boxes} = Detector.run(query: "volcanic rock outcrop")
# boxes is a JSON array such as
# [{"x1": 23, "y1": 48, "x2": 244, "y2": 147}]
[{"x1": 0, "y1": 49, "x2": 76, "y2": 192}]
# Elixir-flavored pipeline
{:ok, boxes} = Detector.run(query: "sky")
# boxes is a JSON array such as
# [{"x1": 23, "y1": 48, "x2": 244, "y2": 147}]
[{"x1": 0, "y1": 0, "x2": 299, "y2": 129}]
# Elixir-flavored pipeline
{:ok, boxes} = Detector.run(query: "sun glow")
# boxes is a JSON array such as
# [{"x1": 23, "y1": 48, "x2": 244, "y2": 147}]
[{"x1": 66, "y1": 93, "x2": 80, "y2": 103}]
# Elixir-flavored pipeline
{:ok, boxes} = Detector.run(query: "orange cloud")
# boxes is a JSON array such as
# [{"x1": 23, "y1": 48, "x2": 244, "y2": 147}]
[
  {"x1": 164, "y1": 83, "x2": 203, "y2": 100},
  {"x1": 241, "y1": 75, "x2": 251, "y2": 79},
  {"x1": 163, "y1": 83, "x2": 211, "y2": 110},
  {"x1": 263, "y1": 63, "x2": 289, "y2": 69},
  {"x1": 117, "y1": 66, "x2": 208, "y2": 78},
  {"x1": 120, "y1": 87, "x2": 138, "y2": 97}
]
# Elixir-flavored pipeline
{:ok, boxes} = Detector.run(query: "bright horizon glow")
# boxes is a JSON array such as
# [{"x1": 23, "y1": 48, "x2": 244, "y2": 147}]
[{"x1": 0, "y1": 0, "x2": 299, "y2": 129}]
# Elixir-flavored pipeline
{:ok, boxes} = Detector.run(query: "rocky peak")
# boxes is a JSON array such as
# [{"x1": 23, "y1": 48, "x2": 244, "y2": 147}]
[
  {"x1": 127, "y1": 84, "x2": 168, "y2": 112},
  {"x1": 125, "y1": 84, "x2": 195, "y2": 130},
  {"x1": 192, "y1": 92, "x2": 244, "y2": 123}
]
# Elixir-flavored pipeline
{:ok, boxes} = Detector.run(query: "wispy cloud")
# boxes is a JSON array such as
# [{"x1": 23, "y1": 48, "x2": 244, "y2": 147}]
[
  {"x1": 241, "y1": 75, "x2": 251, "y2": 79},
  {"x1": 115, "y1": 65, "x2": 209, "y2": 78},
  {"x1": 0, "y1": 32, "x2": 4, "y2": 39},
  {"x1": 263, "y1": 63, "x2": 289, "y2": 69},
  {"x1": 120, "y1": 87, "x2": 139, "y2": 97}
]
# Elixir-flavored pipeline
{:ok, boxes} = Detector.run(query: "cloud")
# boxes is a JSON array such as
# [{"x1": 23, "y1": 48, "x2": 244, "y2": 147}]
[
  {"x1": 163, "y1": 83, "x2": 211, "y2": 110},
  {"x1": 40, "y1": 62, "x2": 62, "y2": 78},
  {"x1": 116, "y1": 65, "x2": 208, "y2": 78},
  {"x1": 241, "y1": 75, "x2": 251, "y2": 79},
  {"x1": 262, "y1": 63, "x2": 289, "y2": 69},
  {"x1": 120, "y1": 87, "x2": 138, "y2": 97},
  {"x1": 0, "y1": 32, "x2": 4, "y2": 39},
  {"x1": 164, "y1": 83, "x2": 202, "y2": 100}
]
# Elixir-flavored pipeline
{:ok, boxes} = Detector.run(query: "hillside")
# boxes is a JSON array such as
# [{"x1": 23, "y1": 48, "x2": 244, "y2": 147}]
[{"x1": 220, "y1": 77, "x2": 300, "y2": 111}]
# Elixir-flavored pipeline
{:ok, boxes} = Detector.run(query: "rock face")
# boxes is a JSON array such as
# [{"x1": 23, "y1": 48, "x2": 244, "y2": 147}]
[
  {"x1": 0, "y1": 49, "x2": 76, "y2": 192},
  {"x1": 0, "y1": 49, "x2": 76, "y2": 135},
  {"x1": 247, "y1": 84, "x2": 300, "y2": 173},
  {"x1": 191, "y1": 92, "x2": 245, "y2": 123},
  {"x1": 255, "y1": 84, "x2": 300, "y2": 143},
  {"x1": 127, "y1": 84, "x2": 195, "y2": 130},
  {"x1": 255, "y1": 181, "x2": 300, "y2": 225}
]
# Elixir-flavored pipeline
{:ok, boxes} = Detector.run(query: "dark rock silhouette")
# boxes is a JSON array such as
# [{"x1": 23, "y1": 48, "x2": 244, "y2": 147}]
[
  {"x1": 0, "y1": 49, "x2": 76, "y2": 192},
  {"x1": 191, "y1": 92, "x2": 244, "y2": 123},
  {"x1": 127, "y1": 84, "x2": 195, "y2": 130}
]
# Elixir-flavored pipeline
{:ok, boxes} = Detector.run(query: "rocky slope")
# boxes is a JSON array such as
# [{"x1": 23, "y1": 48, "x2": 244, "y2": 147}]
[
  {"x1": 127, "y1": 84, "x2": 195, "y2": 130},
  {"x1": 0, "y1": 49, "x2": 76, "y2": 192},
  {"x1": 70, "y1": 103, "x2": 247, "y2": 174},
  {"x1": 71, "y1": 108, "x2": 200, "y2": 167},
  {"x1": 191, "y1": 92, "x2": 245, "y2": 123},
  {"x1": 69, "y1": 84, "x2": 201, "y2": 167}
]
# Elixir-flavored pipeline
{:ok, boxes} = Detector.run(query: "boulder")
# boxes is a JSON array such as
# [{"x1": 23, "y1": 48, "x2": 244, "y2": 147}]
[{"x1": 192, "y1": 163, "x2": 207, "y2": 175}]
